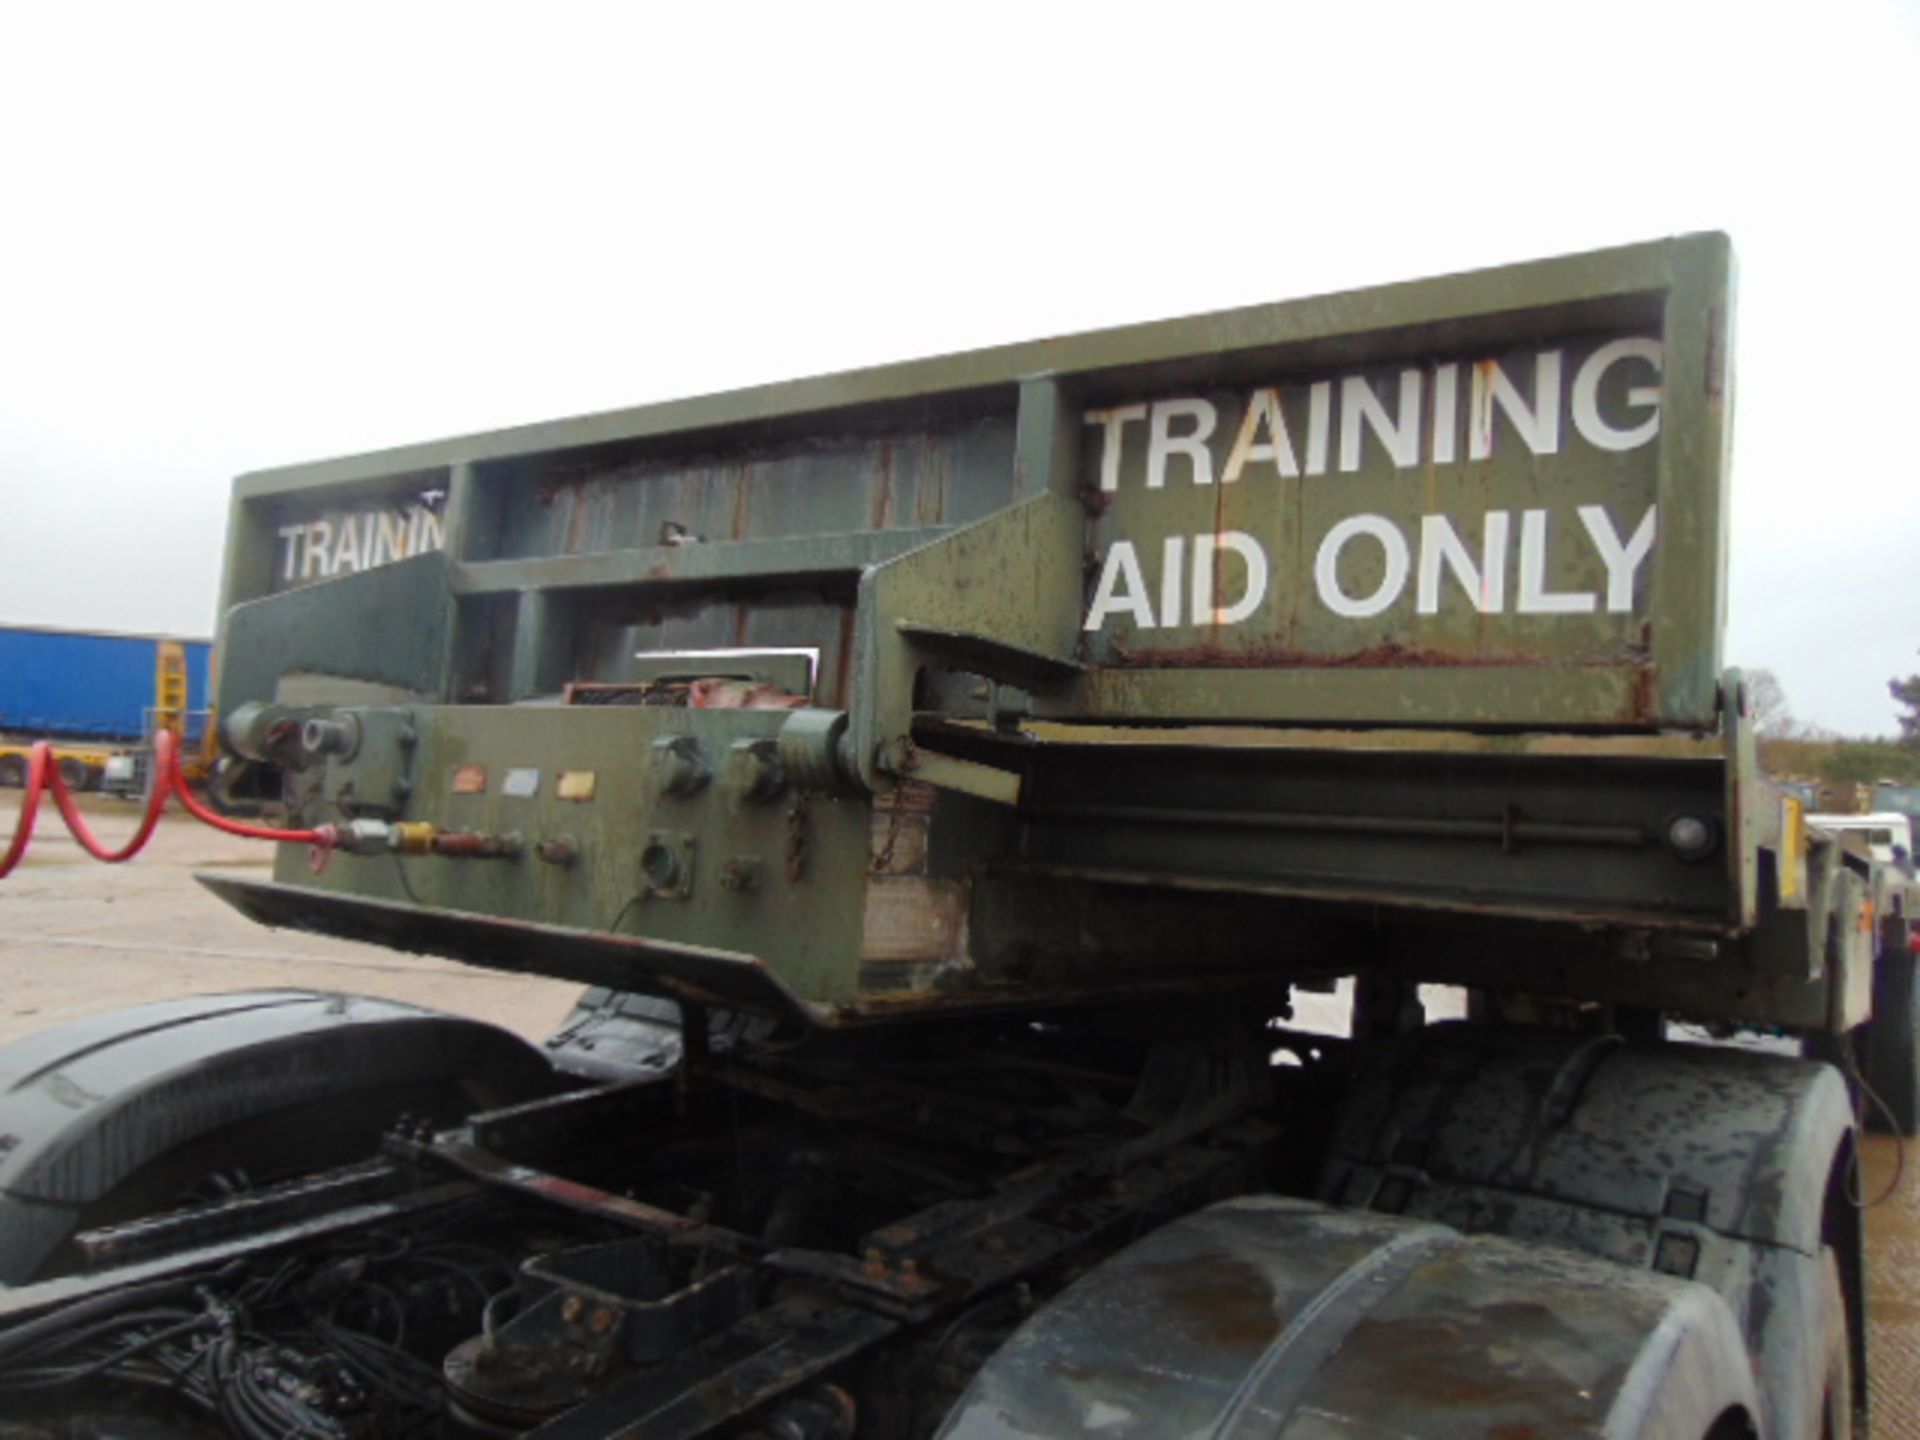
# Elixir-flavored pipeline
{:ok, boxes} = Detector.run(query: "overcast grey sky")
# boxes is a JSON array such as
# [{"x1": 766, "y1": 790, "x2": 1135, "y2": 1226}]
[{"x1": 2, "y1": 2, "x2": 1916, "y2": 734}]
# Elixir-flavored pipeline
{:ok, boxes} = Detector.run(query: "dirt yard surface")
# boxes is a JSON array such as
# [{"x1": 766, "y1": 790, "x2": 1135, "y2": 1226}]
[
  {"x1": 0, "y1": 794, "x2": 581, "y2": 1046},
  {"x1": 1865, "y1": 1139, "x2": 1919, "y2": 1436},
  {"x1": 1, "y1": 792, "x2": 1916, "y2": 1431}
]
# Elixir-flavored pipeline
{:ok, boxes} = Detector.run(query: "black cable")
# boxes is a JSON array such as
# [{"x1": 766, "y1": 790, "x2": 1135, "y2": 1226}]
[
  {"x1": 390, "y1": 851, "x2": 424, "y2": 905},
  {"x1": 0, "y1": 1276, "x2": 195, "y2": 1360},
  {"x1": 342, "y1": 1278, "x2": 411, "y2": 1348},
  {"x1": 610, "y1": 890, "x2": 646, "y2": 932},
  {"x1": 308, "y1": 1324, "x2": 440, "y2": 1416},
  {"x1": 1835, "y1": 1028, "x2": 1909, "y2": 1208},
  {"x1": 0, "y1": 1312, "x2": 209, "y2": 1391},
  {"x1": 0, "y1": 1220, "x2": 518, "y2": 1434},
  {"x1": 0, "y1": 1305, "x2": 202, "y2": 1375},
  {"x1": 405, "y1": 1250, "x2": 500, "y2": 1307}
]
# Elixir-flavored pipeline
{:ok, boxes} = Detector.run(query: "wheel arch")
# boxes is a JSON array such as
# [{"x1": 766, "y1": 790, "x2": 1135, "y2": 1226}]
[{"x1": 0, "y1": 989, "x2": 560, "y2": 1283}]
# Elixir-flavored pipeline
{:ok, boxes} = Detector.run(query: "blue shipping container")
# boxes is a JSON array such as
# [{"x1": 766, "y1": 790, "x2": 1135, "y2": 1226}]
[{"x1": 0, "y1": 626, "x2": 211, "y2": 743}]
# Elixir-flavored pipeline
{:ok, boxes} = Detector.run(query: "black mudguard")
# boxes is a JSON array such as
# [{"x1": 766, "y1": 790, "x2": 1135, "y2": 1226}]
[
  {"x1": 1319, "y1": 1025, "x2": 1858, "y2": 1440},
  {"x1": 935, "y1": 1196, "x2": 1759, "y2": 1440},
  {"x1": 1866, "y1": 946, "x2": 1920, "y2": 1134},
  {"x1": 0, "y1": 990, "x2": 559, "y2": 1284}
]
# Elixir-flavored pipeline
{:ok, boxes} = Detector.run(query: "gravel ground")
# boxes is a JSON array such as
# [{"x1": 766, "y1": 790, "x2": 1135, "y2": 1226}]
[
  {"x1": 0, "y1": 794, "x2": 581, "y2": 1046},
  {"x1": 1, "y1": 791, "x2": 1915, "y2": 1432},
  {"x1": 1864, "y1": 1138, "x2": 1920, "y2": 1436}
]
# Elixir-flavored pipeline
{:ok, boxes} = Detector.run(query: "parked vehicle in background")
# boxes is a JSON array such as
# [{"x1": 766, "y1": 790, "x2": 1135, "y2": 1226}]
[
  {"x1": 0, "y1": 626, "x2": 212, "y2": 792},
  {"x1": 1808, "y1": 812, "x2": 1916, "y2": 866},
  {"x1": 1801, "y1": 811, "x2": 1920, "y2": 1139},
  {"x1": 1872, "y1": 779, "x2": 1920, "y2": 833}
]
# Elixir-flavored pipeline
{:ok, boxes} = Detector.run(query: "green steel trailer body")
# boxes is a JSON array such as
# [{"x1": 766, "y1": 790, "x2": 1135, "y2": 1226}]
[
  {"x1": 1, "y1": 233, "x2": 1909, "y2": 1440},
  {"x1": 203, "y1": 231, "x2": 1866, "y2": 1035}
]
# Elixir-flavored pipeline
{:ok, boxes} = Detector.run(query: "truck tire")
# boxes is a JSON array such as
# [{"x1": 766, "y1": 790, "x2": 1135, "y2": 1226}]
[
  {"x1": 0, "y1": 990, "x2": 561, "y2": 1284},
  {"x1": 935, "y1": 1196, "x2": 1761, "y2": 1440},
  {"x1": 1319, "y1": 1024, "x2": 1859, "y2": 1440},
  {"x1": 1865, "y1": 947, "x2": 1920, "y2": 1135},
  {"x1": 55, "y1": 756, "x2": 90, "y2": 792},
  {"x1": 0, "y1": 754, "x2": 24, "y2": 788}
]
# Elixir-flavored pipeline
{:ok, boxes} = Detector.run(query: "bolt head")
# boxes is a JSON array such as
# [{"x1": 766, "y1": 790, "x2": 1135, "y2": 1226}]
[{"x1": 1664, "y1": 814, "x2": 1718, "y2": 860}]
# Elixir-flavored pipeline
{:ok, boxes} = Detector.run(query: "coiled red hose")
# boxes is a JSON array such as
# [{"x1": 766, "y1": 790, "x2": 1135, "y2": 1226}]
[{"x1": 0, "y1": 729, "x2": 330, "y2": 880}]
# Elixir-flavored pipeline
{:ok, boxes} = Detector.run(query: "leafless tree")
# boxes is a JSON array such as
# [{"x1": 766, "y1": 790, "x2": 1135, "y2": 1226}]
[
  {"x1": 1893, "y1": 653, "x2": 1920, "y2": 747},
  {"x1": 1745, "y1": 669, "x2": 1795, "y2": 737}
]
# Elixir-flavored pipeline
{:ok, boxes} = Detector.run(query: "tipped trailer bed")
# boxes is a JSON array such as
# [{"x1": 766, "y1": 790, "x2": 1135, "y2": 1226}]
[{"x1": 1, "y1": 233, "x2": 1909, "y2": 1440}]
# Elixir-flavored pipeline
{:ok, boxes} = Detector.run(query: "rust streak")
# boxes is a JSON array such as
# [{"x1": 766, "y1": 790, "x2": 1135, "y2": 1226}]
[
  {"x1": 731, "y1": 461, "x2": 750, "y2": 542},
  {"x1": 1109, "y1": 641, "x2": 1557, "y2": 671},
  {"x1": 870, "y1": 440, "x2": 896, "y2": 531},
  {"x1": 562, "y1": 480, "x2": 591, "y2": 555},
  {"x1": 526, "y1": 1174, "x2": 702, "y2": 1232},
  {"x1": 833, "y1": 607, "x2": 856, "y2": 707},
  {"x1": 1210, "y1": 442, "x2": 1229, "y2": 637}
]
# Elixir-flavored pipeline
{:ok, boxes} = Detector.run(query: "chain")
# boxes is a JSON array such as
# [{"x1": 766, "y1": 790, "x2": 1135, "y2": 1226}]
[
  {"x1": 785, "y1": 794, "x2": 810, "y2": 883},
  {"x1": 871, "y1": 793, "x2": 906, "y2": 875}
]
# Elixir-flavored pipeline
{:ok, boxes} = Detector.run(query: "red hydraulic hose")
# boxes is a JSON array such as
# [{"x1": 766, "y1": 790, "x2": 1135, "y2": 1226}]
[
  {"x1": 0, "y1": 744, "x2": 51, "y2": 879},
  {"x1": 152, "y1": 731, "x2": 327, "y2": 844},
  {"x1": 0, "y1": 729, "x2": 330, "y2": 880},
  {"x1": 45, "y1": 732, "x2": 172, "y2": 864}
]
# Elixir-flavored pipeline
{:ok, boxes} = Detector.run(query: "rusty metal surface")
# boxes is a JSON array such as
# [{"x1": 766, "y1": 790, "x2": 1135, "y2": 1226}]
[
  {"x1": 934, "y1": 1195, "x2": 1759, "y2": 1440},
  {"x1": 939, "y1": 716, "x2": 1728, "y2": 759},
  {"x1": 485, "y1": 415, "x2": 1014, "y2": 562},
  {"x1": 0, "y1": 1176, "x2": 480, "y2": 1327},
  {"x1": 72, "y1": 1159, "x2": 408, "y2": 1268},
  {"x1": 998, "y1": 728, "x2": 1735, "y2": 931}
]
